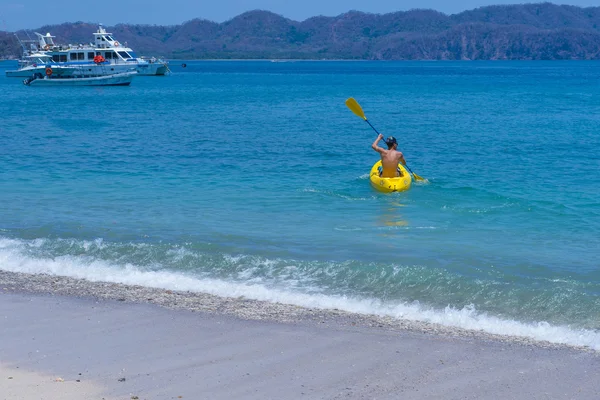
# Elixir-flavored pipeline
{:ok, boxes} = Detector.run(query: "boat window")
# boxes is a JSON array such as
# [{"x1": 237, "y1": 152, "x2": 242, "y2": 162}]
[
  {"x1": 118, "y1": 51, "x2": 131, "y2": 59},
  {"x1": 88, "y1": 52, "x2": 95, "y2": 59},
  {"x1": 60, "y1": 55, "x2": 67, "y2": 62},
  {"x1": 52, "y1": 55, "x2": 60, "y2": 62},
  {"x1": 107, "y1": 36, "x2": 114, "y2": 41},
  {"x1": 104, "y1": 51, "x2": 112, "y2": 59},
  {"x1": 78, "y1": 53, "x2": 85, "y2": 60},
  {"x1": 70, "y1": 53, "x2": 77, "y2": 60}
]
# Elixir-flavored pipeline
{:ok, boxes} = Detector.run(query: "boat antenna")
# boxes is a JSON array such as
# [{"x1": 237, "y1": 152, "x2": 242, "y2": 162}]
[{"x1": 13, "y1": 33, "x2": 26, "y2": 54}]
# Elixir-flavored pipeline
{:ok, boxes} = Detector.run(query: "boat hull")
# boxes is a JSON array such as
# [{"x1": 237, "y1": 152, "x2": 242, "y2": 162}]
[
  {"x1": 7, "y1": 63, "x2": 136, "y2": 78},
  {"x1": 25, "y1": 71, "x2": 136, "y2": 86},
  {"x1": 7, "y1": 67, "x2": 73, "y2": 77},
  {"x1": 369, "y1": 161, "x2": 412, "y2": 193},
  {"x1": 8, "y1": 62, "x2": 167, "y2": 77},
  {"x1": 136, "y1": 62, "x2": 168, "y2": 76}
]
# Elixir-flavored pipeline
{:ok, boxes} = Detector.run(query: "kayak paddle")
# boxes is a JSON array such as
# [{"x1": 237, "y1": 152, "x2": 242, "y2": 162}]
[{"x1": 345, "y1": 97, "x2": 426, "y2": 182}]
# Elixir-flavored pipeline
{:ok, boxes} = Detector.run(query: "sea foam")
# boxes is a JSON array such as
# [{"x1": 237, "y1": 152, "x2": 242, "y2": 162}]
[{"x1": 1, "y1": 236, "x2": 598, "y2": 351}]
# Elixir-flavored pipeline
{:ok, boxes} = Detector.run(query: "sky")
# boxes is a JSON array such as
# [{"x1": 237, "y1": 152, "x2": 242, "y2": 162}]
[{"x1": 1, "y1": 0, "x2": 598, "y2": 31}]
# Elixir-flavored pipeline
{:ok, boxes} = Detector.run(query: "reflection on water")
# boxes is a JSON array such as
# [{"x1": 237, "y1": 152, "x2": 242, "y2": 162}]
[{"x1": 377, "y1": 200, "x2": 408, "y2": 227}]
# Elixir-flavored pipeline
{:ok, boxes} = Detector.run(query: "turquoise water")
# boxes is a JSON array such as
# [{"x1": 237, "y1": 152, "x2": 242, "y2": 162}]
[{"x1": 1, "y1": 60, "x2": 599, "y2": 348}]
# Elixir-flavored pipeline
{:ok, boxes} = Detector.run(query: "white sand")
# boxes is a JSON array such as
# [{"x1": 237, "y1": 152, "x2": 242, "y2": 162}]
[
  {"x1": 0, "y1": 364, "x2": 107, "y2": 400},
  {"x1": 1, "y1": 288, "x2": 599, "y2": 400}
]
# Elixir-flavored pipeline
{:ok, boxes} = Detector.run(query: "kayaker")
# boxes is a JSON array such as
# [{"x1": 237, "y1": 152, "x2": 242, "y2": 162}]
[{"x1": 371, "y1": 134, "x2": 407, "y2": 178}]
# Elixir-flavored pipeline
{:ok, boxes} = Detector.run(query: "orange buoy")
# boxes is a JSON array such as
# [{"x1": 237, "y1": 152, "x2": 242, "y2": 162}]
[{"x1": 45, "y1": 67, "x2": 53, "y2": 76}]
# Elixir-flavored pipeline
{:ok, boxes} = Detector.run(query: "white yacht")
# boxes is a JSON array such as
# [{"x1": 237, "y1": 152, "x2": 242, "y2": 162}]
[{"x1": 7, "y1": 24, "x2": 168, "y2": 78}]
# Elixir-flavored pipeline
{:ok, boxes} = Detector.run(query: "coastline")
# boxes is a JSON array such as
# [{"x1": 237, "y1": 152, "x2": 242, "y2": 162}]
[
  {"x1": 1, "y1": 270, "x2": 599, "y2": 399},
  {"x1": 0, "y1": 269, "x2": 595, "y2": 352},
  {"x1": 159, "y1": 58, "x2": 599, "y2": 62},
  {"x1": 4, "y1": 58, "x2": 598, "y2": 64}
]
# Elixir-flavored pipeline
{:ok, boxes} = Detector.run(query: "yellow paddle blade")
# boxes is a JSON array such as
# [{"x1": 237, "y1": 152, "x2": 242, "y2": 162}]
[
  {"x1": 412, "y1": 172, "x2": 427, "y2": 182},
  {"x1": 345, "y1": 97, "x2": 367, "y2": 120}
]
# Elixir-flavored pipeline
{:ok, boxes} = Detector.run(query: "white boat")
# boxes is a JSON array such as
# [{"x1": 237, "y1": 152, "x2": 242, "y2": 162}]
[
  {"x1": 6, "y1": 53, "x2": 127, "y2": 78},
  {"x1": 7, "y1": 25, "x2": 168, "y2": 77},
  {"x1": 7, "y1": 53, "x2": 70, "y2": 77},
  {"x1": 23, "y1": 70, "x2": 136, "y2": 86}
]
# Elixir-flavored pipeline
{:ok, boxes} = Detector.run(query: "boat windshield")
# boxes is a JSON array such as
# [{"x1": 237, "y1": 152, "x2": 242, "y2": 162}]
[
  {"x1": 118, "y1": 51, "x2": 132, "y2": 59},
  {"x1": 27, "y1": 54, "x2": 52, "y2": 64}
]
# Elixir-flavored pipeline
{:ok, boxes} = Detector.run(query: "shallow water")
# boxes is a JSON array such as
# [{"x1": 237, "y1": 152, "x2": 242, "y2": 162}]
[{"x1": 1, "y1": 60, "x2": 599, "y2": 349}]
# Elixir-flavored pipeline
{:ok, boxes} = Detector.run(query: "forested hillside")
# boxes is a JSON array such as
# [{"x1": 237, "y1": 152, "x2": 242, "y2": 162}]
[{"x1": 2, "y1": 3, "x2": 600, "y2": 60}]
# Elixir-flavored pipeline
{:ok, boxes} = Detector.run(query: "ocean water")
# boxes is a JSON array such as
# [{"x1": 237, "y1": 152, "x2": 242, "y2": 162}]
[{"x1": 1, "y1": 60, "x2": 599, "y2": 349}]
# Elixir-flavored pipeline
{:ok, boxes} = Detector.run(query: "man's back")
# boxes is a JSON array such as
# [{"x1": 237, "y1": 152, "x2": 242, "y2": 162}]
[
  {"x1": 372, "y1": 134, "x2": 406, "y2": 177},
  {"x1": 379, "y1": 149, "x2": 404, "y2": 177}
]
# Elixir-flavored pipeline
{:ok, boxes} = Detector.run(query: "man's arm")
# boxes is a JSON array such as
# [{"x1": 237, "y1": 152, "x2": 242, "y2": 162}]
[
  {"x1": 398, "y1": 152, "x2": 407, "y2": 166},
  {"x1": 372, "y1": 134, "x2": 385, "y2": 154}
]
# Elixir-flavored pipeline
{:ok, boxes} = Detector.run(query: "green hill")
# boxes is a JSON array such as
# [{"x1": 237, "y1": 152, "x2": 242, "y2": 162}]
[{"x1": 2, "y1": 3, "x2": 600, "y2": 60}]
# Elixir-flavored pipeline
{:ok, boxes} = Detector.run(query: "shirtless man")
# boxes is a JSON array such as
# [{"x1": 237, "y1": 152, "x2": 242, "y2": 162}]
[{"x1": 371, "y1": 134, "x2": 407, "y2": 178}]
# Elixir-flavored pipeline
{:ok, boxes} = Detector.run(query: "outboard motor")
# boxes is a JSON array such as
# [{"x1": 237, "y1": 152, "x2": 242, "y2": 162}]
[{"x1": 23, "y1": 73, "x2": 41, "y2": 86}]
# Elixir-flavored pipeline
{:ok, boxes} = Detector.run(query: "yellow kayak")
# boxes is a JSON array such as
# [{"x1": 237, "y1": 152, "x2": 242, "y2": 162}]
[{"x1": 369, "y1": 161, "x2": 412, "y2": 193}]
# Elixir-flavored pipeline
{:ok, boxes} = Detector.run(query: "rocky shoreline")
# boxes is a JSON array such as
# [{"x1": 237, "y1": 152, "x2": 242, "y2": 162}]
[{"x1": 0, "y1": 269, "x2": 593, "y2": 354}]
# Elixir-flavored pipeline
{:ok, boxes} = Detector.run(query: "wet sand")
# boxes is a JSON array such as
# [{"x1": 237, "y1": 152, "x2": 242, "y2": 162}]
[{"x1": 1, "y1": 270, "x2": 599, "y2": 399}]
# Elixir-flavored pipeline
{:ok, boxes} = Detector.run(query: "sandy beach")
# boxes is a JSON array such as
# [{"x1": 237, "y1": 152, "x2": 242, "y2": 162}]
[{"x1": 1, "y1": 270, "x2": 599, "y2": 400}]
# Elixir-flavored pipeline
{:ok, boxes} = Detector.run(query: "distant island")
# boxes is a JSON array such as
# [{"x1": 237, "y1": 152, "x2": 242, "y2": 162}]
[{"x1": 1, "y1": 3, "x2": 600, "y2": 60}]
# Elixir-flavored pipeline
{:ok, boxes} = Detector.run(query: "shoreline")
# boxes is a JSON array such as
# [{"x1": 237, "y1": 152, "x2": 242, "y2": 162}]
[
  {"x1": 5, "y1": 58, "x2": 599, "y2": 63},
  {"x1": 1, "y1": 270, "x2": 600, "y2": 399},
  {"x1": 0, "y1": 269, "x2": 594, "y2": 353},
  {"x1": 163, "y1": 59, "x2": 600, "y2": 62}
]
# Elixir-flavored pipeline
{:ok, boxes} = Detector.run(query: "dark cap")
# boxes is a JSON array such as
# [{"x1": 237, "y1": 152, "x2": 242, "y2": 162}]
[{"x1": 385, "y1": 136, "x2": 397, "y2": 147}]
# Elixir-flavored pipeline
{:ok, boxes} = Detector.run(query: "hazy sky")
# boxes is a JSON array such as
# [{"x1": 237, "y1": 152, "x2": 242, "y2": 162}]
[{"x1": 1, "y1": 0, "x2": 598, "y2": 31}]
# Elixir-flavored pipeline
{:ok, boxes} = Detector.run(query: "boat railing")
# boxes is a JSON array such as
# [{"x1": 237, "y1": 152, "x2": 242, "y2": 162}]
[{"x1": 13, "y1": 32, "x2": 39, "y2": 56}]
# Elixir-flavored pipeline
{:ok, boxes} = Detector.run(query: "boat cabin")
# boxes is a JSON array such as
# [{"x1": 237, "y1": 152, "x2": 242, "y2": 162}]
[
  {"x1": 47, "y1": 49, "x2": 137, "y2": 63},
  {"x1": 34, "y1": 32, "x2": 55, "y2": 50},
  {"x1": 17, "y1": 53, "x2": 53, "y2": 68},
  {"x1": 30, "y1": 24, "x2": 138, "y2": 64},
  {"x1": 93, "y1": 25, "x2": 119, "y2": 49}
]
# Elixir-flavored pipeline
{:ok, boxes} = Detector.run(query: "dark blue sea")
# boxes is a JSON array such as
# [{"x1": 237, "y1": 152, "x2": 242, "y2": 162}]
[{"x1": 1, "y1": 60, "x2": 599, "y2": 349}]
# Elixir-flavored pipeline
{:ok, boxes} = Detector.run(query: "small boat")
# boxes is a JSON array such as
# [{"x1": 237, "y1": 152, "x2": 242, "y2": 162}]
[
  {"x1": 23, "y1": 70, "x2": 136, "y2": 86},
  {"x1": 6, "y1": 53, "x2": 76, "y2": 77},
  {"x1": 369, "y1": 161, "x2": 412, "y2": 192},
  {"x1": 6, "y1": 53, "x2": 49, "y2": 77}
]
